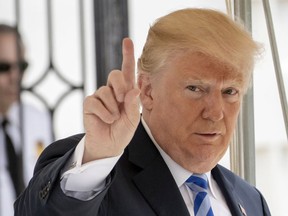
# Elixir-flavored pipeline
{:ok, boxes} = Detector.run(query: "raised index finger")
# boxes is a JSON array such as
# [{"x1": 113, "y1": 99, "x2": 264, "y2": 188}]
[{"x1": 121, "y1": 38, "x2": 135, "y2": 90}]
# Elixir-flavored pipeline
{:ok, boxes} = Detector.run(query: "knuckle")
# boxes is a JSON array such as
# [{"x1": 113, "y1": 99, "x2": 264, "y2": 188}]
[
  {"x1": 108, "y1": 70, "x2": 121, "y2": 81},
  {"x1": 97, "y1": 86, "x2": 112, "y2": 98},
  {"x1": 83, "y1": 95, "x2": 93, "y2": 107}
]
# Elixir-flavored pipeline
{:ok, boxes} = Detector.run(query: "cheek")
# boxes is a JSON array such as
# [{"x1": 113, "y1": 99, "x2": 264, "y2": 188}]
[
  {"x1": 224, "y1": 107, "x2": 240, "y2": 135},
  {"x1": 0, "y1": 76, "x2": 6, "y2": 83},
  {"x1": 156, "y1": 93, "x2": 192, "y2": 122},
  {"x1": 0, "y1": 79, "x2": 8, "y2": 89}
]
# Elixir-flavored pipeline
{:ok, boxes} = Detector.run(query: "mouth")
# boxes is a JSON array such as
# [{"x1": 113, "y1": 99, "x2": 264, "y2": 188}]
[{"x1": 194, "y1": 132, "x2": 221, "y2": 142}]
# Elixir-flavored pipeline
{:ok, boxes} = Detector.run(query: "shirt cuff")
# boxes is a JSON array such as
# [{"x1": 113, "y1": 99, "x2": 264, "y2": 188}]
[{"x1": 61, "y1": 136, "x2": 122, "y2": 192}]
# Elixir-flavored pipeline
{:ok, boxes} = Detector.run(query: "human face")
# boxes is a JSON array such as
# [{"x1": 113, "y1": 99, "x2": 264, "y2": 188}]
[
  {"x1": 141, "y1": 52, "x2": 247, "y2": 173},
  {"x1": 0, "y1": 33, "x2": 23, "y2": 113}
]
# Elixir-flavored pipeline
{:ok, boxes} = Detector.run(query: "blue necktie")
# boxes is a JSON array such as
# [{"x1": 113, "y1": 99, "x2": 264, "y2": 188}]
[{"x1": 186, "y1": 174, "x2": 214, "y2": 216}]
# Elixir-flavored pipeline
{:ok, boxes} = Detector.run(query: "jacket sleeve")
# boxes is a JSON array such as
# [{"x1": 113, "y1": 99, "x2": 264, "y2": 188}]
[{"x1": 14, "y1": 133, "x2": 115, "y2": 216}]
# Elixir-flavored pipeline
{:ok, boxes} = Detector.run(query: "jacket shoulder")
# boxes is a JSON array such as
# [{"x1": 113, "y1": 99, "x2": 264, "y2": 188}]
[
  {"x1": 214, "y1": 165, "x2": 271, "y2": 216},
  {"x1": 216, "y1": 164, "x2": 257, "y2": 191}
]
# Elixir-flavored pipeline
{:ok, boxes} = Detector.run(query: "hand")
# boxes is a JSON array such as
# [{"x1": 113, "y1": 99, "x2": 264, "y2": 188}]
[{"x1": 82, "y1": 38, "x2": 140, "y2": 163}]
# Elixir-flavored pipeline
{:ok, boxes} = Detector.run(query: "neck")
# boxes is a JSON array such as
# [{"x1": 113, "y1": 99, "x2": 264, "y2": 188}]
[{"x1": 0, "y1": 102, "x2": 13, "y2": 116}]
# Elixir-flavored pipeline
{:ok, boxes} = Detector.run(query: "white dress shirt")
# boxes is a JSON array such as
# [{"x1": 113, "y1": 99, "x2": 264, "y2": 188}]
[
  {"x1": 61, "y1": 118, "x2": 231, "y2": 215},
  {"x1": 0, "y1": 102, "x2": 52, "y2": 216}
]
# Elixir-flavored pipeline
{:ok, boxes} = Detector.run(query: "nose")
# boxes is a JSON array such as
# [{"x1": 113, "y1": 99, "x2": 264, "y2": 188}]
[
  {"x1": 9, "y1": 64, "x2": 22, "y2": 79},
  {"x1": 202, "y1": 93, "x2": 224, "y2": 122},
  {"x1": 8, "y1": 65, "x2": 22, "y2": 83}
]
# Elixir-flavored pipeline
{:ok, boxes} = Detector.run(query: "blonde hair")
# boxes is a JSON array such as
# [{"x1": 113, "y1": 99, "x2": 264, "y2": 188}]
[{"x1": 137, "y1": 8, "x2": 261, "y2": 88}]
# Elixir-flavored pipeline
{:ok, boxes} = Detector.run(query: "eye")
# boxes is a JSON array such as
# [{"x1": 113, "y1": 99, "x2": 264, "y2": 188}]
[
  {"x1": 186, "y1": 85, "x2": 201, "y2": 92},
  {"x1": 223, "y1": 88, "x2": 238, "y2": 95}
]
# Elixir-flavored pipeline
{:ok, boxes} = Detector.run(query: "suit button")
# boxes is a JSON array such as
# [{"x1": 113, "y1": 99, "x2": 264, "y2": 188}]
[
  {"x1": 39, "y1": 181, "x2": 51, "y2": 200},
  {"x1": 39, "y1": 190, "x2": 47, "y2": 200},
  {"x1": 39, "y1": 191, "x2": 44, "y2": 199},
  {"x1": 46, "y1": 181, "x2": 51, "y2": 191}
]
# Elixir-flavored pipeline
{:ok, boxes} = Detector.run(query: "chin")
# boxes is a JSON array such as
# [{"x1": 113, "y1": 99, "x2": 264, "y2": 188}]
[
  {"x1": 187, "y1": 160, "x2": 217, "y2": 174},
  {"x1": 182, "y1": 151, "x2": 220, "y2": 173}
]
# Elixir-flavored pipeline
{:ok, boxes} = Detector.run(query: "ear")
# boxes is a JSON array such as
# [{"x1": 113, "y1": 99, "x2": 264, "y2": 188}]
[{"x1": 137, "y1": 74, "x2": 153, "y2": 110}]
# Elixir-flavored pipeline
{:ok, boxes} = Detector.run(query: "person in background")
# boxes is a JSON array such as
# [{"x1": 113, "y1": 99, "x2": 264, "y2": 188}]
[
  {"x1": 0, "y1": 24, "x2": 52, "y2": 216},
  {"x1": 15, "y1": 8, "x2": 271, "y2": 216}
]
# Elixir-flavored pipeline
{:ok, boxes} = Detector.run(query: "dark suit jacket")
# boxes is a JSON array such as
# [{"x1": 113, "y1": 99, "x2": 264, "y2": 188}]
[{"x1": 14, "y1": 122, "x2": 271, "y2": 216}]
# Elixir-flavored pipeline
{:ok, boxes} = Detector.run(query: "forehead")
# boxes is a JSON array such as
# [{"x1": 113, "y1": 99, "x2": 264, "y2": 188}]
[
  {"x1": 164, "y1": 51, "x2": 247, "y2": 85},
  {"x1": 0, "y1": 33, "x2": 19, "y2": 60}
]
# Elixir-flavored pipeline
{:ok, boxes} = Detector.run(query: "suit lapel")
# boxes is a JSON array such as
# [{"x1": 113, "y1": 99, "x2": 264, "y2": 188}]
[
  {"x1": 132, "y1": 156, "x2": 190, "y2": 216},
  {"x1": 127, "y1": 123, "x2": 248, "y2": 216},
  {"x1": 212, "y1": 166, "x2": 247, "y2": 216},
  {"x1": 128, "y1": 123, "x2": 190, "y2": 216}
]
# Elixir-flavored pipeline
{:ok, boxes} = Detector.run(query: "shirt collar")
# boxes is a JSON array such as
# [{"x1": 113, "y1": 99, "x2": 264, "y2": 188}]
[
  {"x1": 7, "y1": 102, "x2": 20, "y2": 128},
  {"x1": 141, "y1": 117, "x2": 218, "y2": 199},
  {"x1": 0, "y1": 102, "x2": 20, "y2": 128}
]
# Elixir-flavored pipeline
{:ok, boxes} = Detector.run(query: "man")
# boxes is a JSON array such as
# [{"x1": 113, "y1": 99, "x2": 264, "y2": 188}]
[
  {"x1": 15, "y1": 8, "x2": 271, "y2": 216},
  {"x1": 0, "y1": 24, "x2": 52, "y2": 216}
]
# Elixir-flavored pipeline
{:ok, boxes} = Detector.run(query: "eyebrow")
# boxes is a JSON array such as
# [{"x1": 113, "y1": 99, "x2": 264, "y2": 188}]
[{"x1": 183, "y1": 75, "x2": 245, "y2": 89}]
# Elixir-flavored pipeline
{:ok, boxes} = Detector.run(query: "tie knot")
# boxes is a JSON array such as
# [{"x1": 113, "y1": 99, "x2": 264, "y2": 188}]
[
  {"x1": 186, "y1": 174, "x2": 208, "y2": 192},
  {"x1": 186, "y1": 174, "x2": 214, "y2": 216}
]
